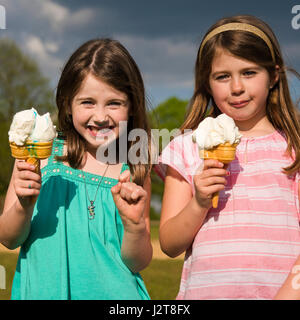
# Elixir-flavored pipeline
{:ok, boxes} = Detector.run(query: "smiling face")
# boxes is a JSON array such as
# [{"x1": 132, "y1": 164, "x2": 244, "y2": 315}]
[
  {"x1": 209, "y1": 48, "x2": 277, "y2": 131},
  {"x1": 71, "y1": 73, "x2": 130, "y2": 156}
]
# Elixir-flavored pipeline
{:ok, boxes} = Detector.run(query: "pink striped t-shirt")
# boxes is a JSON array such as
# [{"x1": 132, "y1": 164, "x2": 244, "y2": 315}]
[{"x1": 158, "y1": 130, "x2": 300, "y2": 300}]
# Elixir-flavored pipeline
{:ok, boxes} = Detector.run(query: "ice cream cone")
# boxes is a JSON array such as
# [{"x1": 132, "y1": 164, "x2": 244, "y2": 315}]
[
  {"x1": 10, "y1": 140, "x2": 53, "y2": 173},
  {"x1": 8, "y1": 108, "x2": 56, "y2": 204},
  {"x1": 199, "y1": 142, "x2": 238, "y2": 208}
]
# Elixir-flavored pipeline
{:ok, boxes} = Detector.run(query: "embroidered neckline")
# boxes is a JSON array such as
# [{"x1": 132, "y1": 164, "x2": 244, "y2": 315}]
[
  {"x1": 41, "y1": 137, "x2": 128, "y2": 186},
  {"x1": 239, "y1": 130, "x2": 280, "y2": 142}
]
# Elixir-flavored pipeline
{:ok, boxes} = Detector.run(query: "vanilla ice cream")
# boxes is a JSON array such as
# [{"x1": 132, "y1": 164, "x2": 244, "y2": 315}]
[
  {"x1": 8, "y1": 108, "x2": 37, "y2": 146},
  {"x1": 192, "y1": 114, "x2": 242, "y2": 149},
  {"x1": 29, "y1": 112, "x2": 57, "y2": 142},
  {"x1": 8, "y1": 108, "x2": 56, "y2": 146}
]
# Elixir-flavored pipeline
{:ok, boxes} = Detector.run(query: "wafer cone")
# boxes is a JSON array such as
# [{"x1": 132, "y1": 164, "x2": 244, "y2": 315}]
[
  {"x1": 9, "y1": 140, "x2": 53, "y2": 173},
  {"x1": 10, "y1": 140, "x2": 53, "y2": 203},
  {"x1": 199, "y1": 142, "x2": 238, "y2": 208}
]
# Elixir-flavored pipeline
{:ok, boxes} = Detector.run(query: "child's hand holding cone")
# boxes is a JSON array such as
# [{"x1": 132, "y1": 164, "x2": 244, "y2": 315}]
[
  {"x1": 193, "y1": 158, "x2": 228, "y2": 209},
  {"x1": 8, "y1": 108, "x2": 56, "y2": 204},
  {"x1": 200, "y1": 142, "x2": 238, "y2": 208},
  {"x1": 13, "y1": 160, "x2": 42, "y2": 208},
  {"x1": 192, "y1": 114, "x2": 241, "y2": 209}
]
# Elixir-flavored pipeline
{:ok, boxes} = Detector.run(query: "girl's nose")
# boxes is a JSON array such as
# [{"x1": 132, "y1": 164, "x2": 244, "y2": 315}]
[
  {"x1": 93, "y1": 105, "x2": 108, "y2": 122},
  {"x1": 231, "y1": 77, "x2": 245, "y2": 95}
]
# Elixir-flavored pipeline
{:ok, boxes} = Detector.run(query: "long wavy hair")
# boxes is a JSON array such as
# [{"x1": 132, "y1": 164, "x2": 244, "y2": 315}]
[
  {"x1": 56, "y1": 38, "x2": 151, "y2": 185},
  {"x1": 181, "y1": 15, "x2": 300, "y2": 175}
]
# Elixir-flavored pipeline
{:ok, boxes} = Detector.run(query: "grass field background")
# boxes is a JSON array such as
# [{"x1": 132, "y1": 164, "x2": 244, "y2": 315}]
[
  {"x1": 141, "y1": 222, "x2": 184, "y2": 300},
  {"x1": 0, "y1": 250, "x2": 18, "y2": 300},
  {"x1": 0, "y1": 214, "x2": 184, "y2": 300}
]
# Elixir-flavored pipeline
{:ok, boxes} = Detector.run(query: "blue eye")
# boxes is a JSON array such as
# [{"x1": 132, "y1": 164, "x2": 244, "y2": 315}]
[
  {"x1": 243, "y1": 70, "x2": 256, "y2": 76},
  {"x1": 216, "y1": 74, "x2": 229, "y2": 80},
  {"x1": 107, "y1": 101, "x2": 123, "y2": 109}
]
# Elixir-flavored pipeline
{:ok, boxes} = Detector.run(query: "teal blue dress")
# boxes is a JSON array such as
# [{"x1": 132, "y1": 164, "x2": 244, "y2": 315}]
[{"x1": 11, "y1": 138, "x2": 150, "y2": 300}]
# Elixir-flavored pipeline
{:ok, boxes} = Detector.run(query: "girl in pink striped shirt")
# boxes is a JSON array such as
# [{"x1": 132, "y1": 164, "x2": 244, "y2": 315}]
[{"x1": 158, "y1": 15, "x2": 300, "y2": 299}]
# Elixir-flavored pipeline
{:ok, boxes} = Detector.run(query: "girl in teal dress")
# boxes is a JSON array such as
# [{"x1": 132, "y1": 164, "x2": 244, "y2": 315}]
[{"x1": 0, "y1": 39, "x2": 153, "y2": 300}]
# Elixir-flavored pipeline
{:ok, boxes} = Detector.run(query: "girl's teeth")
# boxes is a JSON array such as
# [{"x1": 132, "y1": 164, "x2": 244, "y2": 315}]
[
  {"x1": 88, "y1": 125, "x2": 112, "y2": 133},
  {"x1": 99, "y1": 128, "x2": 111, "y2": 134}
]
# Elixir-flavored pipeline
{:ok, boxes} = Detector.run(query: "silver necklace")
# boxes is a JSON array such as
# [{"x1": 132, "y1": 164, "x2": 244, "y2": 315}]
[{"x1": 83, "y1": 164, "x2": 109, "y2": 220}]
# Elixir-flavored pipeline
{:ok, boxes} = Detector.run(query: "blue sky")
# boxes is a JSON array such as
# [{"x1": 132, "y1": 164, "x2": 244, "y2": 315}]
[{"x1": 0, "y1": 0, "x2": 299, "y2": 107}]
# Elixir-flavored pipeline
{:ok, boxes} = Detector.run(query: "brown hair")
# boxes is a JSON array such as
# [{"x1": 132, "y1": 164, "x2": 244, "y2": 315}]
[
  {"x1": 56, "y1": 38, "x2": 151, "y2": 185},
  {"x1": 181, "y1": 15, "x2": 300, "y2": 175}
]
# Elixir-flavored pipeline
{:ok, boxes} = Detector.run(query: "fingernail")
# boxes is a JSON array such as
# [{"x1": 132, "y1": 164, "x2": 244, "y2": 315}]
[{"x1": 226, "y1": 171, "x2": 230, "y2": 176}]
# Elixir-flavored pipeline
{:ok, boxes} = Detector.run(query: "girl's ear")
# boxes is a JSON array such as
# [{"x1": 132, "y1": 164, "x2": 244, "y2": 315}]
[
  {"x1": 270, "y1": 65, "x2": 280, "y2": 89},
  {"x1": 128, "y1": 104, "x2": 133, "y2": 116},
  {"x1": 66, "y1": 105, "x2": 73, "y2": 125},
  {"x1": 207, "y1": 86, "x2": 212, "y2": 95},
  {"x1": 67, "y1": 104, "x2": 72, "y2": 116}
]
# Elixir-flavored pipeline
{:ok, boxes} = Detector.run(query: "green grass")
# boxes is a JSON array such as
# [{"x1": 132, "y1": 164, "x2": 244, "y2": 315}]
[
  {"x1": 0, "y1": 195, "x2": 19, "y2": 300},
  {"x1": 150, "y1": 220, "x2": 160, "y2": 240},
  {"x1": 0, "y1": 250, "x2": 19, "y2": 300},
  {"x1": 140, "y1": 259, "x2": 183, "y2": 300},
  {"x1": 140, "y1": 220, "x2": 184, "y2": 300}
]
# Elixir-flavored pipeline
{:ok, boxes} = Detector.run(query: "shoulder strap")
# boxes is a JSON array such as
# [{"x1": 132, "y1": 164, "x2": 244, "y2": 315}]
[
  {"x1": 47, "y1": 137, "x2": 65, "y2": 165},
  {"x1": 120, "y1": 163, "x2": 133, "y2": 182},
  {"x1": 120, "y1": 163, "x2": 129, "y2": 174}
]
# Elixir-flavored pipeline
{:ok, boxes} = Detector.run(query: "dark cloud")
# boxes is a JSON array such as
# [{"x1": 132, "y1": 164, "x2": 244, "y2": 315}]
[
  {"x1": 1, "y1": 0, "x2": 299, "y2": 104},
  {"x1": 51, "y1": 0, "x2": 298, "y2": 41}
]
